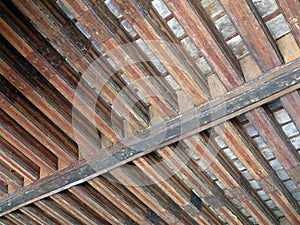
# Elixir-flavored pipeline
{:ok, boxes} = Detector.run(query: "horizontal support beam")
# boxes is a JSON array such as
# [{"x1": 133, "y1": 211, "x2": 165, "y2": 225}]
[{"x1": 1, "y1": 58, "x2": 300, "y2": 215}]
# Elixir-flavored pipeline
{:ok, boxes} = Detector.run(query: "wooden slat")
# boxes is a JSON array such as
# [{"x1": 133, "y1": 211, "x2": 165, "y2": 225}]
[
  {"x1": 19, "y1": 206, "x2": 60, "y2": 225},
  {"x1": 0, "y1": 17, "x2": 123, "y2": 145},
  {"x1": 246, "y1": 108, "x2": 299, "y2": 169},
  {"x1": 277, "y1": 0, "x2": 300, "y2": 45},
  {"x1": 158, "y1": 146, "x2": 249, "y2": 225},
  {"x1": 0, "y1": 59, "x2": 299, "y2": 216},
  {"x1": 88, "y1": 178, "x2": 152, "y2": 225},
  {"x1": 67, "y1": 187, "x2": 125, "y2": 225},
  {"x1": 0, "y1": 86, "x2": 75, "y2": 165},
  {"x1": 214, "y1": 121, "x2": 300, "y2": 224},
  {"x1": 133, "y1": 158, "x2": 212, "y2": 225},
  {"x1": 219, "y1": 0, "x2": 282, "y2": 72},
  {"x1": 0, "y1": 120, "x2": 55, "y2": 174},
  {"x1": 1, "y1": 1, "x2": 147, "y2": 141},
  {"x1": 111, "y1": 0, "x2": 209, "y2": 105},
  {"x1": 34, "y1": 201, "x2": 79, "y2": 225},
  {"x1": 165, "y1": 0, "x2": 243, "y2": 90},
  {"x1": 0, "y1": 134, "x2": 38, "y2": 182},
  {"x1": 5, "y1": 212, "x2": 39, "y2": 225},
  {"x1": 50, "y1": 195, "x2": 98, "y2": 225},
  {"x1": 101, "y1": 38, "x2": 176, "y2": 118},
  {"x1": 110, "y1": 168, "x2": 181, "y2": 224},
  {"x1": 184, "y1": 135, "x2": 273, "y2": 225},
  {"x1": 281, "y1": 91, "x2": 300, "y2": 131}
]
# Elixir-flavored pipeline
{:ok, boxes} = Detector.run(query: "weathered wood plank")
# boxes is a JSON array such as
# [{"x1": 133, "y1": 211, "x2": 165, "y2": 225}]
[
  {"x1": 219, "y1": 0, "x2": 282, "y2": 72},
  {"x1": 33, "y1": 201, "x2": 74, "y2": 225},
  {"x1": 246, "y1": 107, "x2": 300, "y2": 189},
  {"x1": 111, "y1": 0, "x2": 209, "y2": 105},
  {"x1": 184, "y1": 135, "x2": 274, "y2": 225},
  {"x1": 0, "y1": 8, "x2": 137, "y2": 142},
  {"x1": 0, "y1": 59, "x2": 299, "y2": 215},
  {"x1": 88, "y1": 178, "x2": 152, "y2": 225},
  {"x1": 277, "y1": 0, "x2": 300, "y2": 45},
  {"x1": 157, "y1": 146, "x2": 249, "y2": 225},
  {"x1": 166, "y1": 0, "x2": 243, "y2": 90},
  {"x1": 215, "y1": 121, "x2": 300, "y2": 224},
  {"x1": 110, "y1": 168, "x2": 181, "y2": 224},
  {"x1": 132, "y1": 157, "x2": 212, "y2": 225}
]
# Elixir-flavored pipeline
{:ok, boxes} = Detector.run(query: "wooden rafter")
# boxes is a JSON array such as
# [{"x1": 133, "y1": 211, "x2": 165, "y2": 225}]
[{"x1": 1, "y1": 58, "x2": 299, "y2": 215}]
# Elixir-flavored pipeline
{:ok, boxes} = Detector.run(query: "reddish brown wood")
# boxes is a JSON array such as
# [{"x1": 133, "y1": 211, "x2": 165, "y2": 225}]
[
  {"x1": 277, "y1": 0, "x2": 300, "y2": 45},
  {"x1": 281, "y1": 91, "x2": 300, "y2": 131},
  {"x1": 220, "y1": 0, "x2": 282, "y2": 72},
  {"x1": 166, "y1": 0, "x2": 243, "y2": 90}
]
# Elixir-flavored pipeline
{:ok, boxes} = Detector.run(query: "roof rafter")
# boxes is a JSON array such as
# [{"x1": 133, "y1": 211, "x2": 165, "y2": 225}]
[{"x1": 1, "y1": 58, "x2": 299, "y2": 215}]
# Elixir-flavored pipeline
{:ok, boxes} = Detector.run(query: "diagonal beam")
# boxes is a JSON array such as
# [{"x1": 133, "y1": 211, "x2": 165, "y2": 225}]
[{"x1": 0, "y1": 58, "x2": 300, "y2": 215}]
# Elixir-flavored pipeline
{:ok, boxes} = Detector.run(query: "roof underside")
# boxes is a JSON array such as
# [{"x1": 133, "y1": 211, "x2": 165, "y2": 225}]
[{"x1": 0, "y1": 0, "x2": 300, "y2": 224}]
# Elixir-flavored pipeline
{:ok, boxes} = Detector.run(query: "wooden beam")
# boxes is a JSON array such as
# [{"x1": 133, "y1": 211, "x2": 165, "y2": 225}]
[
  {"x1": 277, "y1": 0, "x2": 300, "y2": 46},
  {"x1": 165, "y1": 0, "x2": 244, "y2": 90},
  {"x1": 219, "y1": 0, "x2": 282, "y2": 72},
  {"x1": 0, "y1": 59, "x2": 299, "y2": 215}
]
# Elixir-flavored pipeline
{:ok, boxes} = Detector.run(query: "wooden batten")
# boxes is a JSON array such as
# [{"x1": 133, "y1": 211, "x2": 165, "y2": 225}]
[{"x1": 1, "y1": 0, "x2": 299, "y2": 224}]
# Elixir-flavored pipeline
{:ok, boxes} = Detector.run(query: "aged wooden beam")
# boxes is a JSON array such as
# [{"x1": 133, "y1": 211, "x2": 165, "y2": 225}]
[
  {"x1": 110, "y1": 168, "x2": 182, "y2": 224},
  {"x1": 0, "y1": 59, "x2": 300, "y2": 215},
  {"x1": 157, "y1": 146, "x2": 250, "y2": 225},
  {"x1": 34, "y1": 200, "x2": 78, "y2": 225},
  {"x1": 165, "y1": 0, "x2": 244, "y2": 90},
  {"x1": 184, "y1": 135, "x2": 275, "y2": 225},
  {"x1": 87, "y1": 178, "x2": 153, "y2": 225},
  {"x1": 219, "y1": 0, "x2": 282, "y2": 72},
  {"x1": 0, "y1": 11, "x2": 134, "y2": 143},
  {"x1": 132, "y1": 157, "x2": 213, "y2": 225},
  {"x1": 277, "y1": 0, "x2": 300, "y2": 46},
  {"x1": 107, "y1": 0, "x2": 210, "y2": 104},
  {"x1": 215, "y1": 121, "x2": 300, "y2": 224}
]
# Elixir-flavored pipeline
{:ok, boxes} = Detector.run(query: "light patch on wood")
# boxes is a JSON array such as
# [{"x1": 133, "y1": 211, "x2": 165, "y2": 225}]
[
  {"x1": 177, "y1": 90, "x2": 194, "y2": 113},
  {"x1": 207, "y1": 73, "x2": 227, "y2": 98},
  {"x1": 277, "y1": 33, "x2": 300, "y2": 62},
  {"x1": 39, "y1": 167, "x2": 50, "y2": 179},
  {"x1": 201, "y1": 0, "x2": 224, "y2": 21},
  {"x1": 240, "y1": 55, "x2": 262, "y2": 81},
  {"x1": 253, "y1": 0, "x2": 279, "y2": 18},
  {"x1": 266, "y1": 14, "x2": 290, "y2": 39},
  {"x1": 214, "y1": 15, "x2": 236, "y2": 40},
  {"x1": 226, "y1": 35, "x2": 249, "y2": 60}
]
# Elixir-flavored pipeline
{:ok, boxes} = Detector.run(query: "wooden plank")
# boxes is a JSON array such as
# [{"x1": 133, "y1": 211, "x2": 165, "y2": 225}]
[
  {"x1": 110, "y1": 168, "x2": 181, "y2": 224},
  {"x1": 132, "y1": 158, "x2": 212, "y2": 225},
  {"x1": 0, "y1": 14, "x2": 126, "y2": 144},
  {"x1": 281, "y1": 91, "x2": 300, "y2": 131},
  {"x1": 0, "y1": 93, "x2": 75, "y2": 165},
  {"x1": 34, "y1": 201, "x2": 80, "y2": 225},
  {"x1": 165, "y1": 0, "x2": 243, "y2": 90},
  {"x1": 88, "y1": 178, "x2": 152, "y2": 224},
  {"x1": 219, "y1": 0, "x2": 282, "y2": 72},
  {"x1": 246, "y1": 107, "x2": 300, "y2": 198},
  {"x1": 157, "y1": 146, "x2": 249, "y2": 225},
  {"x1": 101, "y1": 38, "x2": 176, "y2": 118},
  {"x1": 184, "y1": 135, "x2": 274, "y2": 225},
  {"x1": 246, "y1": 108, "x2": 299, "y2": 169},
  {"x1": 112, "y1": 0, "x2": 209, "y2": 105},
  {"x1": 277, "y1": 0, "x2": 300, "y2": 45},
  {"x1": 0, "y1": 59, "x2": 299, "y2": 215},
  {"x1": 19, "y1": 207, "x2": 59, "y2": 225},
  {"x1": 215, "y1": 121, "x2": 300, "y2": 223},
  {"x1": 50, "y1": 194, "x2": 99, "y2": 225},
  {"x1": 68, "y1": 187, "x2": 125, "y2": 225}
]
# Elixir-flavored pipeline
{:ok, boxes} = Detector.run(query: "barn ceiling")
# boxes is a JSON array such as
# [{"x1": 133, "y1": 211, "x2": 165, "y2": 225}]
[{"x1": 0, "y1": 0, "x2": 300, "y2": 224}]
